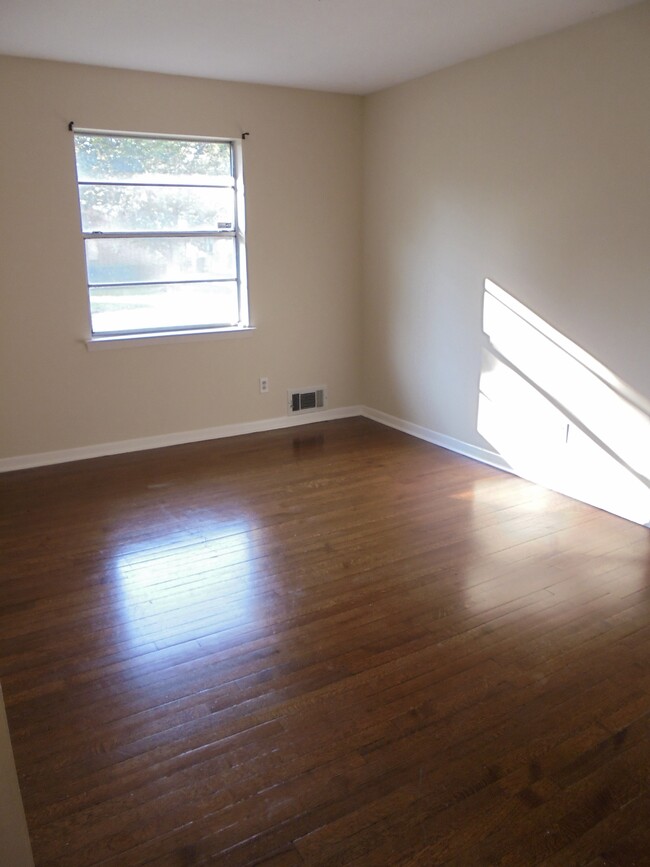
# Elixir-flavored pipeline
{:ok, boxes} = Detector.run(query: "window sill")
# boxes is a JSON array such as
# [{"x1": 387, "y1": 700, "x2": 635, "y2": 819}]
[{"x1": 85, "y1": 325, "x2": 256, "y2": 351}]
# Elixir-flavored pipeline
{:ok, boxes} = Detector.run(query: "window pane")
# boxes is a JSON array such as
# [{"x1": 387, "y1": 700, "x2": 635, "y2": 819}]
[
  {"x1": 74, "y1": 135, "x2": 232, "y2": 185},
  {"x1": 85, "y1": 237, "x2": 236, "y2": 285},
  {"x1": 90, "y1": 282, "x2": 240, "y2": 334},
  {"x1": 79, "y1": 185, "x2": 235, "y2": 233},
  {"x1": 73, "y1": 130, "x2": 248, "y2": 335}
]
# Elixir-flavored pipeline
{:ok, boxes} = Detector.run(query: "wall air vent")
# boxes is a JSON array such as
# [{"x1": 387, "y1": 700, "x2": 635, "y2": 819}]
[{"x1": 288, "y1": 386, "x2": 327, "y2": 415}]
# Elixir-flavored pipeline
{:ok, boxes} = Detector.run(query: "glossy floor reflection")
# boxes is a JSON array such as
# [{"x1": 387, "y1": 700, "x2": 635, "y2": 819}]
[
  {"x1": 0, "y1": 418, "x2": 649, "y2": 865},
  {"x1": 115, "y1": 520, "x2": 258, "y2": 649}
]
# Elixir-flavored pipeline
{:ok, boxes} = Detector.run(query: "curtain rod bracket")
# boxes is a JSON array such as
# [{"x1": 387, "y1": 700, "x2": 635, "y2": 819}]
[
  {"x1": 68, "y1": 121, "x2": 75, "y2": 131},
  {"x1": 242, "y1": 132, "x2": 250, "y2": 140}
]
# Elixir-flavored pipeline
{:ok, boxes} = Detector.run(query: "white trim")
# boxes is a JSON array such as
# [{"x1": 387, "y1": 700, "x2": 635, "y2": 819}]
[
  {"x1": 85, "y1": 326, "x2": 256, "y2": 350},
  {"x1": 5, "y1": 405, "x2": 648, "y2": 527},
  {"x1": 360, "y1": 406, "x2": 515, "y2": 474},
  {"x1": 72, "y1": 127, "x2": 238, "y2": 144},
  {"x1": 361, "y1": 407, "x2": 650, "y2": 527},
  {"x1": 0, "y1": 406, "x2": 363, "y2": 472}
]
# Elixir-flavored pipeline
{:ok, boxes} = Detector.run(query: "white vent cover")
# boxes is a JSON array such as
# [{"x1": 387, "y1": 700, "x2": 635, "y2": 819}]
[{"x1": 288, "y1": 386, "x2": 327, "y2": 415}]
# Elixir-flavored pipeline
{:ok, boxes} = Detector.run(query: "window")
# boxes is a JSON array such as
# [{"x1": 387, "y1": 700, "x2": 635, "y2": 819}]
[{"x1": 72, "y1": 130, "x2": 248, "y2": 338}]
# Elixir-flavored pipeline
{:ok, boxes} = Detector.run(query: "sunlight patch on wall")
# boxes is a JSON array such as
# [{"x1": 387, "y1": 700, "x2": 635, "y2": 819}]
[{"x1": 478, "y1": 279, "x2": 650, "y2": 526}]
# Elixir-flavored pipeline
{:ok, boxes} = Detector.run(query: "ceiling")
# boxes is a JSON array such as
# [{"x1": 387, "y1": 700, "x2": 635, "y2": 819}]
[{"x1": 0, "y1": 0, "x2": 640, "y2": 95}]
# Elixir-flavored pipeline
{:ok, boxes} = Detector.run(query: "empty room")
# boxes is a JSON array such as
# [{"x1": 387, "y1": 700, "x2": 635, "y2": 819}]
[{"x1": 1, "y1": 0, "x2": 649, "y2": 864}]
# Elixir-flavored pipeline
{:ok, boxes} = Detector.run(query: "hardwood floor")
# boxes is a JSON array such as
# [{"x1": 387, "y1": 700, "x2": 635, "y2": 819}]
[{"x1": 1, "y1": 417, "x2": 649, "y2": 866}]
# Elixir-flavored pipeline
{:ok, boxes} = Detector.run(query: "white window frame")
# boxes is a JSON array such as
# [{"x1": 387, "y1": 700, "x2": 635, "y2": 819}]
[{"x1": 72, "y1": 128, "x2": 251, "y2": 347}]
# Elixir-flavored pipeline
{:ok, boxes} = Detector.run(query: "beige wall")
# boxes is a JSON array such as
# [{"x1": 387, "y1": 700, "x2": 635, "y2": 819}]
[
  {"x1": 0, "y1": 686, "x2": 34, "y2": 866},
  {"x1": 362, "y1": 2, "x2": 650, "y2": 522},
  {"x1": 0, "y1": 57, "x2": 362, "y2": 459},
  {"x1": 2, "y1": 3, "x2": 649, "y2": 523}
]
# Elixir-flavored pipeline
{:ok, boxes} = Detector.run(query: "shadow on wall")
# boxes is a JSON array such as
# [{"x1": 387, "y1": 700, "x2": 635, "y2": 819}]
[{"x1": 478, "y1": 279, "x2": 650, "y2": 526}]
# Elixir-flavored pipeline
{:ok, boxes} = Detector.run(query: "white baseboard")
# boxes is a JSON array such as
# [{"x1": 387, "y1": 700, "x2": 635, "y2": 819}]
[
  {"x1": 361, "y1": 407, "x2": 650, "y2": 527},
  {"x1": 0, "y1": 405, "x2": 363, "y2": 472},
  {"x1": 360, "y1": 406, "x2": 514, "y2": 474},
  {"x1": 4, "y1": 404, "x2": 647, "y2": 527}
]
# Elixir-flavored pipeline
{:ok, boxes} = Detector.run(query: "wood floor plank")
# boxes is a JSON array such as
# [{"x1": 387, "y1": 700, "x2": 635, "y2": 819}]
[{"x1": 1, "y1": 417, "x2": 648, "y2": 865}]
